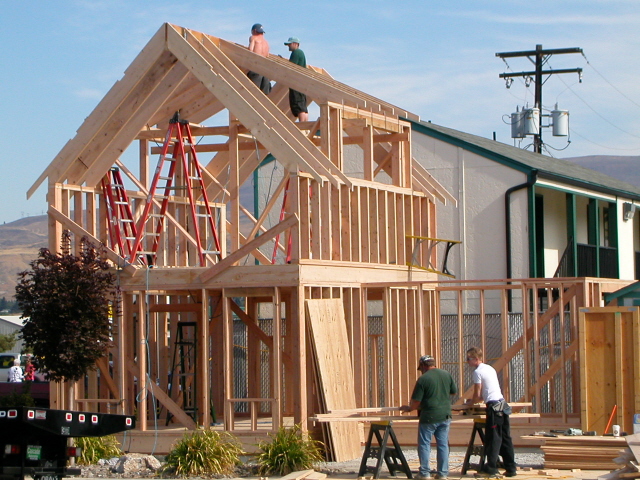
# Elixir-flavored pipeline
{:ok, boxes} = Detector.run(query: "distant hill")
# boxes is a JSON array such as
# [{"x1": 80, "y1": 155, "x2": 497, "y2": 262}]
[
  {"x1": 0, "y1": 216, "x2": 47, "y2": 299},
  {"x1": 563, "y1": 155, "x2": 640, "y2": 188}
]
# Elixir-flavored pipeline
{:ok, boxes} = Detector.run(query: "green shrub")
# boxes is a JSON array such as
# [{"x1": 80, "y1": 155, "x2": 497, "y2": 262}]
[
  {"x1": 257, "y1": 424, "x2": 324, "y2": 476},
  {"x1": 0, "y1": 391, "x2": 35, "y2": 408},
  {"x1": 74, "y1": 435, "x2": 123, "y2": 465},
  {"x1": 163, "y1": 429, "x2": 242, "y2": 476}
]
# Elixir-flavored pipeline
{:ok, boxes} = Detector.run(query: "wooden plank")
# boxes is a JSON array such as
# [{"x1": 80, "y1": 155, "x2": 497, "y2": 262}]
[
  {"x1": 278, "y1": 470, "x2": 315, "y2": 480},
  {"x1": 305, "y1": 298, "x2": 361, "y2": 461}
]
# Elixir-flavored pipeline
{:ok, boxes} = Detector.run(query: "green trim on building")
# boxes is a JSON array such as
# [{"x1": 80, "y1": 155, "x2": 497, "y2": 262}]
[
  {"x1": 408, "y1": 119, "x2": 640, "y2": 201},
  {"x1": 588, "y1": 198, "x2": 600, "y2": 275},
  {"x1": 566, "y1": 193, "x2": 578, "y2": 277},
  {"x1": 528, "y1": 182, "x2": 537, "y2": 278}
]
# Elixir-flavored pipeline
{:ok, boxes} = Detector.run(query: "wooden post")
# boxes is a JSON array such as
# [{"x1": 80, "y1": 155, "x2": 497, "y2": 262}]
[
  {"x1": 199, "y1": 290, "x2": 211, "y2": 427},
  {"x1": 293, "y1": 287, "x2": 308, "y2": 428},
  {"x1": 229, "y1": 116, "x2": 240, "y2": 254},
  {"x1": 222, "y1": 292, "x2": 233, "y2": 430},
  {"x1": 272, "y1": 287, "x2": 282, "y2": 430},
  {"x1": 137, "y1": 291, "x2": 148, "y2": 430}
]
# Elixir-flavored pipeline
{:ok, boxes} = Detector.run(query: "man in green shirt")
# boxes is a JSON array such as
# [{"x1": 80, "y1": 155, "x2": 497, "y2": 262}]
[
  {"x1": 284, "y1": 36, "x2": 308, "y2": 122},
  {"x1": 400, "y1": 355, "x2": 458, "y2": 479}
]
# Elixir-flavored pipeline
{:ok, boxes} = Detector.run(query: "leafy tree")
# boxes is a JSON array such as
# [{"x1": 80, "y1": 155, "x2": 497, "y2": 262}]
[
  {"x1": 15, "y1": 231, "x2": 115, "y2": 382},
  {"x1": 0, "y1": 332, "x2": 18, "y2": 352}
]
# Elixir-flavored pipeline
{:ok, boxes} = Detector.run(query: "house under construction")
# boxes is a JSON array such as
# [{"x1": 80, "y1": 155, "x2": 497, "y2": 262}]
[{"x1": 31, "y1": 24, "x2": 637, "y2": 458}]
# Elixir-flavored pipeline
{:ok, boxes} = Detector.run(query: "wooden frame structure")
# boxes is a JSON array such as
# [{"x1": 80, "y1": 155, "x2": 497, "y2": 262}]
[
  {"x1": 31, "y1": 23, "x2": 634, "y2": 455},
  {"x1": 30, "y1": 23, "x2": 455, "y2": 455},
  {"x1": 579, "y1": 306, "x2": 640, "y2": 435}
]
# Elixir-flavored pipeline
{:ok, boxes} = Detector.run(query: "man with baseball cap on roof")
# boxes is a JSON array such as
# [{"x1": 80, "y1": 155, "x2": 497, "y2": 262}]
[
  {"x1": 247, "y1": 23, "x2": 271, "y2": 95},
  {"x1": 400, "y1": 355, "x2": 457, "y2": 479},
  {"x1": 284, "y1": 36, "x2": 308, "y2": 122}
]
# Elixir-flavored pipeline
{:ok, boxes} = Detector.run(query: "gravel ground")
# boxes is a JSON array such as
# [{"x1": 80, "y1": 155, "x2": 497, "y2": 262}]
[
  {"x1": 78, "y1": 448, "x2": 545, "y2": 478},
  {"x1": 316, "y1": 447, "x2": 544, "y2": 475}
]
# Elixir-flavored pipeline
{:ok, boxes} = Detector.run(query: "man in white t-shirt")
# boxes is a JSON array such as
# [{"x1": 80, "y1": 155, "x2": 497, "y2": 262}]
[
  {"x1": 8, "y1": 359, "x2": 23, "y2": 382},
  {"x1": 466, "y1": 347, "x2": 516, "y2": 478}
]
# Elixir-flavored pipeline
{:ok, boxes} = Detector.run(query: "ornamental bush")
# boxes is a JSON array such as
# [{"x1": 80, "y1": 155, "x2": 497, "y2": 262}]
[
  {"x1": 256, "y1": 424, "x2": 324, "y2": 476},
  {"x1": 163, "y1": 429, "x2": 243, "y2": 476},
  {"x1": 74, "y1": 435, "x2": 123, "y2": 465},
  {"x1": 15, "y1": 232, "x2": 115, "y2": 382}
]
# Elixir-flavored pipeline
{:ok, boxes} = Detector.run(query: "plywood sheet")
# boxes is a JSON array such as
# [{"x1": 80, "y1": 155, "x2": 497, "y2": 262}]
[
  {"x1": 579, "y1": 307, "x2": 640, "y2": 434},
  {"x1": 306, "y1": 298, "x2": 361, "y2": 461}
]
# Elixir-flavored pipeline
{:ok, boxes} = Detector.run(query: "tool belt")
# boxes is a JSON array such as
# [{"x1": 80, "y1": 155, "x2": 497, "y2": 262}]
[{"x1": 488, "y1": 399, "x2": 512, "y2": 416}]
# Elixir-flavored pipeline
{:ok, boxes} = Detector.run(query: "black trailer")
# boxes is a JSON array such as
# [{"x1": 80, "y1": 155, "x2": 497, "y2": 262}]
[{"x1": 0, "y1": 407, "x2": 135, "y2": 480}]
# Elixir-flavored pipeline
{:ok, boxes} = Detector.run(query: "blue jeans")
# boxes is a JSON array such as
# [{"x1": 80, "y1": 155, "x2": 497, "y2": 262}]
[{"x1": 418, "y1": 418, "x2": 451, "y2": 477}]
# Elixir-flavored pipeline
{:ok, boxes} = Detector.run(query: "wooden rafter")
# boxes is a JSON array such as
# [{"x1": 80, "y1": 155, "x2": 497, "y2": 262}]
[{"x1": 216, "y1": 37, "x2": 419, "y2": 122}]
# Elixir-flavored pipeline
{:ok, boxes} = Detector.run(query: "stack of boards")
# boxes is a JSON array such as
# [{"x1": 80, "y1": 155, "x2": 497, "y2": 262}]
[
  {"x1": 541, "y1": 435, "x2": 626, "y2": 470},
  {"x1": 598, "y1": 434, "x2": 640, "y2": 479},
  {"x1": 306, "y1": 299, "x2": 361, "y2": 462}
]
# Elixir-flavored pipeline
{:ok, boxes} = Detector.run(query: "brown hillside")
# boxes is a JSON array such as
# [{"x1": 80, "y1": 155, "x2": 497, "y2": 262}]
[
  {"x1": 0, "y1": 215, "x2": 47, "y2": 298},
  {"x1": 563, "y1": 155, "x2": 640, "y2": 188}
]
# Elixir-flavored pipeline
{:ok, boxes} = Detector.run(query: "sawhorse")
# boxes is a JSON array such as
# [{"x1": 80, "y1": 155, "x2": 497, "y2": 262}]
[
  {"x1": 358, "y1": 421, "x2": 413, "y2": 479},
  {"x1": 461, "y1": 418, "x2": 487, "y2": 474}
]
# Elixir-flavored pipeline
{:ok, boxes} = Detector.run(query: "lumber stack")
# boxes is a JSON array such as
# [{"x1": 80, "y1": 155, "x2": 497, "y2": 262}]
[
  {"x1": 598, "y1": 434, "x2": 640, "y2": 480},
  {"x1": 540, "y1": 435, "x2": 627, "y2": 470}
]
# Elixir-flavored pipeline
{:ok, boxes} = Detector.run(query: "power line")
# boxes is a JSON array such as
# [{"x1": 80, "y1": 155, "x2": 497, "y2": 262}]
[
  {"x1": 582, "y1": 53, "x2": 640, "y2": 109},
  {"x1": 567, "y1": 127, "x2": 640, "y2": 152},
  {"x1": 553, "y1": 71, "x2": 640, "y2": 140}
]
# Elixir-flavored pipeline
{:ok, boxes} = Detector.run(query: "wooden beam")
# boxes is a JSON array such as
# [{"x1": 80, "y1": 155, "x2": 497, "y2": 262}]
[
  {"x1": 198, "y1": 33, "x2": 351, "y2": 188},
  {"x1": 217, "y1": 38, "x2": 419, "y2": 122},
  {"x1": 78, "y1": 60, "x2": 190, "y2": 188},
  {"x1": 165, "y1": 26, "x2": 342, "y2": 188},
  {"x1": 48, "y1": 205, "x2": 136, "y2": 275},
  {"x1": 326, "y1": 102, "x2": 411, "y2": 133},
  {"x1": 247, "y1": 175, "x2": 289, "y2": 241},
  {"x1": 95, "y1": 357, "x2": 121, "y2": 400},
  {"x1": 200, "y1": 214, "x2": 299, "y2": 282},
  {"x1": 412, "y1": 161, "x2": 457, "y2": 206},
  {"x1": 113, "y1": 159, "x2": 219, "y2": 262},
  {"x1": 29, "y1": 25, "x2": 168, "y2": 198},
  {"x1": 126, "y1": 359, "x2": 197, "y2": 429}
]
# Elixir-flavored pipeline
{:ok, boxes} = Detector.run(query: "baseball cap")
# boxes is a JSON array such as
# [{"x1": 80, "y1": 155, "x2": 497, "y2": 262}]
[
  {"x1": 284, "y1": 36, "x2": 300, "y2": 45},
  {"x1": 417, "y1": 355, "x2": 434, "y2": 369},
  {"x1": 252, "y1": 23, "x2": 265, "y2": 34}
]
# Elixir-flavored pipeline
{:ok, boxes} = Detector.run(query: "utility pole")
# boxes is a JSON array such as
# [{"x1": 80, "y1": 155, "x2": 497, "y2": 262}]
[{"x1": 496, "y1": 45, "x2": 583, "y2": 153}]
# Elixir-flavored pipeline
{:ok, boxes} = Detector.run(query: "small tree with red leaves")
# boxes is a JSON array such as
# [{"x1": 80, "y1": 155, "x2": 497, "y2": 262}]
[{"x1": 15, "y1": 231, "x2": 115, "y2": 382}]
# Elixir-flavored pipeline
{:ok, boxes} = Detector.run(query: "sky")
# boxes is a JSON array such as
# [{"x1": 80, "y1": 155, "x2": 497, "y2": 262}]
[{"x1": 2, "y1": 0, "x2": 640, "y2": 224}]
